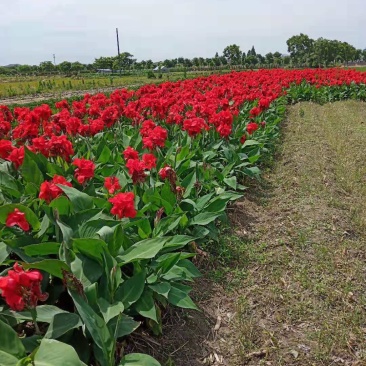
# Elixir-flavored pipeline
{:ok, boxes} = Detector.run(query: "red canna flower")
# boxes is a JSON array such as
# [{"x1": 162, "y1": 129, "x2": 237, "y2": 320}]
[
  {"x1": 73, "y1": 158, "x2": 95, "y2": 184},
  {"x1": 104, "y1": 176, "x2": 121, "y2": 194},
  {"x1": 0, "y1": 140, "x2": 15, "y2": 159},
  {"x1": 142, "y1": 153, "x2": 157, "y2": 170},
  {"x1": 183, "y1": 118, "x2": 209, "y2": 137},
  {"x1": 159, "y1": 165, "x2": 173, "y2": 180},
  {"x1": 6, "y1": 208, "x2": 30, "y2": 231},
  {"x1": 0, "y1": 263, "x2": 48, "y2": 311},
  {"x1": 126, "y1": 158, "x2": 146, "y2": 184},
  {"x1": 123, "y1": 146, "x2": 139, "y2": 160},
  {"x1": 109, "y1": 192, "x2": 137, "y2": 219},
  {"x1": 246, "y1": 122, "x2": 259, "y2": 135},
  {"x1": 39, "y1": 175, "x2": 72, "y2": 203},
  {"x1": 6, "y1": 146, "x2": 25, "y2": 169},
  {"x1": 240, "y1": 135, "x2": 247, "y2": 144}
]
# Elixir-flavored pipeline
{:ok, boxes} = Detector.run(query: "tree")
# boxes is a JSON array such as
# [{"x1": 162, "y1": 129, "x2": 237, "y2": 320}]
[
  {"x1": 223, "y1": 44, "x2": 242, "y2": 65},
  {"x1": 265, "y1": 52, "x2": 274, "y2": 64},
  {"x1": 58, "y1": 61, "x2": 72, "y2": 73},
  {"x1": 70, "y1": 62, "x2": 85, "y2": 72},
  {"x1": 286, "y1": 33, "x2": 314, "y2": 64},
  {"x1": 39, "y1": 61, "x2": 55, "y2": 73}
]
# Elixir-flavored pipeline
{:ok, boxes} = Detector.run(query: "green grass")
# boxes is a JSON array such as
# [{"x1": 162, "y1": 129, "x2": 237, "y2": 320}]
[{"x1": 199, "y1": 101, "x2": 366, "y2": 365}]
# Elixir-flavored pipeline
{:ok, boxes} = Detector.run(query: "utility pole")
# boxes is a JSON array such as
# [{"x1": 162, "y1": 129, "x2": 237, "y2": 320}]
[
  {"x1": 53, "y1": 54, "x2": 56, "y2": 66},
  {"x1": 116, "y1": 28, "x2": 121, "y2": 74}
]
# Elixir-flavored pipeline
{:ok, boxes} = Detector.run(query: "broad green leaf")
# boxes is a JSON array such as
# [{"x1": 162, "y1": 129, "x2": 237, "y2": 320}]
[
  {"x1": 223, "y1": 176, "x2": 237, "y2": 190},
  {"x1": 117, "y1": 238, "x2": 168, "y2": 265},
  {"x1": 23, "y1": 242, "x2": 60, "y2": 257},
  {"x1": 108, "y1": 314, "x2": 140, "y2": 338},
  {"x1": 168, "y1": 283, "x2": 198, "y2": 310},
  {"x1": 0, "y1": 241, "x2": 10, "y2": 264},
  {"x1": 97, "y1": 298, "x2": 124, "y2": 324},
  {"x1": 119, "y1": 353, "x2": 161, "y2": 366},
  {"x1": 34, "y1": 339, "x2": 84, "y2": 366},
  {"x1": 182, "y1": 171, "x2": 196, "y2": 198},
  {"x1": 162, "y1": 235, "x2": 195, "y2": 252},
  {"x1": 134, "y1": 290, "x2": 158, "y2": 323},
  {"x1": 21, "y1": 335, "x2": 42, "y2": 353},
  {"x1": 149, "y1": 282, "x2": 171, "y2": 298},
  {"x1": 243, "y1": 139, "x2": 260, "y2": 147},
  {"x1": 57, "y1": 185, "x2": 93, "y2": 212},
  {"x1": 115, "y1": 270, "x2": 146, "y2": 308},
  {"x1": 0, "y1": 319, "x2": 26, "y2": 359},
  {"x1": 0, "y1": 170, "x2": 21, "y2": 198},
  {"x1": 72, "y1": 238, "x2": 107, "y2": 264},
  {"x1": 22, "y1": 259, "x2": 70, "y2": 279},
  {"x1": 69, "y1": 291, "x2": 114, "y2": 366},
  {"x1": 0, "y1": 350, "x2": 20, "y2": 366},
  {"x1": 97, "y1": 145, "x2": 111, "y2": 164},
  {"x1": 49, "y1": 196, "x2": 70, "y2": 216},
  {"x1": 71, "y1": 253, "x2": 103, "y2": 287},
  {"x1": 20, "y1": 148, "x2": 44, "y2": 186},
  {"x1": 44, "y1": 313, "x2": 82, "y2": 339},
  {"x1": 189, "y1": 212, "x2": 221, "y2": 226},
  {"x1": 10, "y1": 305, "x2": 69, "y2": 323}
]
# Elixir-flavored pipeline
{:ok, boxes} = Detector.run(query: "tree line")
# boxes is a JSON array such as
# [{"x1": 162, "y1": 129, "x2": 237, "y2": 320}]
[{"x1": 1, "y1": 33, "x2": 365, "y2": 76}]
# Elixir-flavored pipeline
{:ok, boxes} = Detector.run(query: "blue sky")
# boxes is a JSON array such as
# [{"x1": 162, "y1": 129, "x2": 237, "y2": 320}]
[{"x1": 1, "y1": 0, "x2": 365, "y2": 65}]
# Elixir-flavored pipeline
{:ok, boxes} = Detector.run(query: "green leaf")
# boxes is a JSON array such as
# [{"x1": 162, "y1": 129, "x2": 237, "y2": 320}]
[
  {"x1": 0, "y1": 350, "x2": 20, "y2": 366},
  {"x1": 223, "y1": 176, "x2": 237, "y2": 190},
  {"x1": 72, "y1": 238, "x2": 107, "y2": 264},
  {"x1": 22, "y1": 259, "x2": 70, "y2": 279},
  {"x1": 0, "y1": 204, "x2": 40, "y2": 231},
  {"x1": 20, "y1": 148, "x2": 44, "y2": 186},
  {"x1": 117, "y1": 238, "x2": 168, "y2": 265},
  {"x1": 69, "y1": 291, "x2": 114, "y2": 366},
  {"x1": 119, "y1": 353, "x2": 161, "y2": 366},
  {"x1": 97, "y1": 145, "x2": 111, "y2": 164},
  {"x1": 162, "y1": 235, "x2": 195, "y2": 252},
  {"x1": 134, "y1": 290, "x2": 158, "y2": 323},
  {"x1": 34, "y1": 339, "x2": 84, "y2": 366},
  {"x1": 0, "y1": 170, "x2": 21, "y2": 198},
  {"x1": 23, "y1": 242, "x2": 60, "y2": 257},
  {"x1": 182, "y1": 171, "x2": 197, "y2": 198},
  {"x1": 168, "y1": 283, "x2": 198, "y2": 310},
  {"x1": 0, "y1": 319, "x2": 26, "y2": 359},
  {"x1": 0, "y1": 241, "x2": 10, "y2": 264},
  {"x1": 71, "y1": 253, "x2": 103, "y2": 287},
  {"x1": 189, "y1": 212, "x2": 221, "y2": 226},
  {"x1": 49, "y1": 196, "x2": 70, "y2": 216},
  {"x1": 57, "y1": 185, "x2": 93, "y2": 212},
  {"x1": 10, "y1": 305, "x2": 69, "y2": 323},
  {"x1": 97, "y1": 298, "x2": 124, "y2": 324},
  {"x1": 243, "y1": 139, "x2": 260, "y2": 147},
  {"x1": 44, "y1": 313, "x2": 82, "y2": 339},
  {"x1": 21, "y1": 335, "x2": 42, "y2": 353},
  {"x1": 115, "y1": 270, "x2": 146, "y2": 308},
  {"x1": 149, "y1": 282, "x2": 171, "y2": 298},
  {"x1": 108, "y1": 314, "x2": 140, "y2": 338}
]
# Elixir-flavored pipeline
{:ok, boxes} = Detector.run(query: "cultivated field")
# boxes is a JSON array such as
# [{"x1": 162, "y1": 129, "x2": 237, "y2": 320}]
[{"x1": 0, "y1": 68, "x2": 365, "y2": 366}]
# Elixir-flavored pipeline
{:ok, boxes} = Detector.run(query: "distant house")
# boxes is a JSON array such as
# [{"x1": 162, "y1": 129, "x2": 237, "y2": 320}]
[
  {"x1": 96, "y1": 69, "x2": 113, "y2": 74},
  {"x1": 153, "y1": 66, "x2": 169, "y2": 73}
]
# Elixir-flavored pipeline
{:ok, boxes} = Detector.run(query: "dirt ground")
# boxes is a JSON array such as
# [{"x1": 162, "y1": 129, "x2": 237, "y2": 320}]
[{"x1": 141, "y1": 101, "x2": 366, "y2": 366}]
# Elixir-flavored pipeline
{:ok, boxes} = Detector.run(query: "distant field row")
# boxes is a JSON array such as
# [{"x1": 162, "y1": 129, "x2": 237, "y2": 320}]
[
  {"x1": 0, "y1": 71, "x2": 216, "y2": 99},
  {"x1": 1, "y1": 67, "x2": 365, "y2": 101}
]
